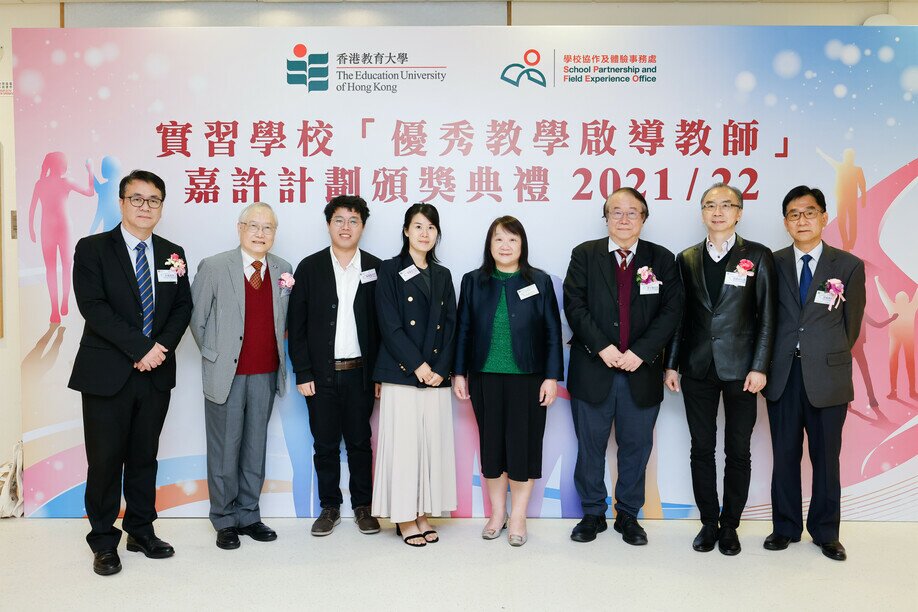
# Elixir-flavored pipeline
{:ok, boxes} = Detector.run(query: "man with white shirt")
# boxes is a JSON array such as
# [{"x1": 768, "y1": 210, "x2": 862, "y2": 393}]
[
  {"x1": 287, "y1": 195, "x2": 382, "y2": 536},
  {"x1": 763, "y1": 186, "x2": 865, "y2": 561},
  {"x1": 190, "y1": 202, "x2": 292, "y2": 550},
  {"x1": 664, "y1": 183, "x2": 775, "y2": 555}
]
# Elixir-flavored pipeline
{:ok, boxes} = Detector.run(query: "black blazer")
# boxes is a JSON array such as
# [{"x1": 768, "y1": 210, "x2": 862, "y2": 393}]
[
  {"x1": 68, "y1": 225, "x2": 192, "y2": 396},
  {"x1": 373, "y1": 254, "x2": 457, "y2": 388},
  {"x1": 454, "y1": 268, "x2": 563, "y2": 380},
  {"x1": 287, "y1": 248, "x2": 381, "y2": 391},
  {"x1": 764, "y1": 243, "x2": 865, "y2": 407},
  {"x1": 563, "y1": 238, "x2": 683, "y2": 407},
  {"x1": 665, "y1": 235, "x2": 776, "y2": 380}
]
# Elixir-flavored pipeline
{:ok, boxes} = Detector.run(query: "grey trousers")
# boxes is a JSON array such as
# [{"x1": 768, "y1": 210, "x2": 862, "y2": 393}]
[{"x1": 205, "y1": 372, "x2": 277, "y2": 530}]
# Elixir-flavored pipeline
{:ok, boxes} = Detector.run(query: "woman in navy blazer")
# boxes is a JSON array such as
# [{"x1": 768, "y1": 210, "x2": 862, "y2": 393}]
[
  {"x1": 453, "y1": 216, "x2": 563, "y2": 546},
  {"x1": 371, "y1": 203, "x2": 457, "y2": 547}
]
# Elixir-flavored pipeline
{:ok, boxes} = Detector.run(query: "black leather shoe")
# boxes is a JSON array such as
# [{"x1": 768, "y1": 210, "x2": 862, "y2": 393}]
[
  {"x1": 613, "y1": 513, "x2": 648, "y2": 546},
  {"x1": 126, "y1": 534, "x2": 175, "y2": 559},
  {"x1": 763, "y1": 532, "x2": 800, "y2": 551},
  {"x1": 717, "y1": 526, "x2": 741, "y2": 556},
  {"x1": 354, "y1": 506, "x2": 381, "y2": 534},
  {"x1": 570, "y1": 514, "x2": 607, "y2": 543},
  {"x1": 216, "y1": 527, "x2": 241, "y2": 550},
  {"x1": 692, "y1": 524, "x2": 718, "y2": 552},
  {"x1": 92, "y1": 549, "x2": 121, "y2": 576},
  {"x1": 814, "y1": 540, "x2": 847, "y2": 561},
  {"x1": 311, "y1": 507, "x2": 341, "y2": 536},
  {"x1": 238, "y1": 521, "x2": 277, "y2": 542}
]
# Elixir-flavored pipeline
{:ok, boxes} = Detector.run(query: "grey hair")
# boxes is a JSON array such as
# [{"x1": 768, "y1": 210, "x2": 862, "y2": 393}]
[
  {"x1": 237, "y1": 202, "x2": 278, "y2": 226},
  {"x1": 700, "y1": 182, "x2": 743, "y2": 208}
]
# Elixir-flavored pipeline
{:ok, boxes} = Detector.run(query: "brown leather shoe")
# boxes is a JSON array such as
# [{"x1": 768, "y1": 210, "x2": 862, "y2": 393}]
[
  {"x1": 354, "y1": 506, "x2": 380, "y2": 534},
  {"x1": 311, "y1": 507, "x2": 341, "y2": 536}
]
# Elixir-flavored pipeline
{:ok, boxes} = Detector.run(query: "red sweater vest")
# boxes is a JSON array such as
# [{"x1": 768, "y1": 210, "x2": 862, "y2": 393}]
[
  {"x1": 236, "y1": 267, "x2": 280, "y2": 375},
  {"x1": 615, "y1": 258, "x2": 633, "y2": 352}
]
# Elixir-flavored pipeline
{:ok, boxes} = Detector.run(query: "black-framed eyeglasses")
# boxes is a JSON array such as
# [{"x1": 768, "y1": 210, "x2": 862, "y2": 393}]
[
  {"x1": 785, "y1": 208, "x2": 821, "y2": 221},
  {"x1": 701, "y1": 203, "x2": 741, "y2": 212},
  {"x1": 125, "y1": 195, "x2": 163, "y2": 209}
]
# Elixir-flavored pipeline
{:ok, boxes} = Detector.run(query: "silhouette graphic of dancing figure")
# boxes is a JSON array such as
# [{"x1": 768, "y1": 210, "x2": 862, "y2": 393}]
[
  {"x1": 88, "y1": 156, "x2": 122, "y2": 233},
  {"x1": 875, "y1": 276, "x2": 918, "y2": 400},
  {"x1": 817, "y1": 147, "x2": 866, "y2": 251},
  {"x1": 28, "y1": 152, "x2": 94, "y2": 324}
]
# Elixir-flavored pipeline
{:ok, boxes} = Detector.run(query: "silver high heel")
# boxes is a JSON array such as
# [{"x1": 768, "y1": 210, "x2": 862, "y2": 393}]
[{"x1": 481, "y1": 518, "x2": 508, "y2": 540}]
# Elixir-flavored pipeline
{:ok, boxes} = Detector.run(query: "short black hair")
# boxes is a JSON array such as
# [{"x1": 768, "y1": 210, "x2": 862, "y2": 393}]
[
  {"x1": 400, "y1": 203, "x2": 442, "y2": 263},
  {"x1": 604, "y1": 187, "x2": 649, "y2": 220},
  {"x1": 119, "y1": 170, "x2": 166, "y2": 201},
  {"x1": 324, "y1": 194, "x2": 370, "y2": 224},
  {"x1": 479, "y1": 216, "x2": 538, "y2": 283},
  {"x1": 781, "y1": 185, "x2": 827, "y2": 216}
]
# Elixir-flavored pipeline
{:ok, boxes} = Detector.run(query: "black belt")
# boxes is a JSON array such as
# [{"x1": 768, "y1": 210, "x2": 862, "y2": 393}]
[{"x1": 334, "y1": 358, "x2": 363, "y2": 371}]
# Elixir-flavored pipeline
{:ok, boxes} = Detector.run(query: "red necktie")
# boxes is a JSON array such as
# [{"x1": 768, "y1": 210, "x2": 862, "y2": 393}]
[
  {"x1": 616, "y1": 249, "x2": 630, "y2": 271},
  {"x1": 249, "y1": 260, "x2": 263, "y2": 289}
]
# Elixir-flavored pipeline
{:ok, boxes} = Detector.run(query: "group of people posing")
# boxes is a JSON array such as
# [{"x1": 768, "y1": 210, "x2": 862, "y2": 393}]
[{"x1": 68, "y1": 169, "x2": 865, "y2": 577}]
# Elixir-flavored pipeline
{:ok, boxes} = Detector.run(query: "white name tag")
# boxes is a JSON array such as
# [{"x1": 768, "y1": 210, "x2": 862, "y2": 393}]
[
  {"x1": 814, "y1": 290, "x2": 835, "y2": 305},
  {"x1": 724, "y1": 272, "x2": 747, "y2": 287},
  {"x1": 157, "y1": 269, "x2": 178, "y2": 283},
  {"x1": 360, "y1": 269, "x2": 378, "y2": 284},
  {"x1": 639, "y1": 282, "x2": 661, "y2": 295},
  {"x1": 517, "y1": 284, "x2": 539, "y2": 300},
  {"x1": 398, "y1": 265, "x2": 420, "y2": 281}
]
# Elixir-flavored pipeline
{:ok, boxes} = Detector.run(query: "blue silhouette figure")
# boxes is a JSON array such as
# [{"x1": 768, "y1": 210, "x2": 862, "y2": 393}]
[{"x1": 89, "y1": 156, "x2": 122, "y2": 234}]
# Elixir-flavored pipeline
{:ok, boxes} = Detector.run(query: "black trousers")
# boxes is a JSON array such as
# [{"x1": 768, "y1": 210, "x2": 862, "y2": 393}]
[
  {"x1": 682, "y1": 365, "x2": 758, "y2": 529},
  {"x1": 305, "y1": 367, "x2": 375, "y2": 509},
  {"x1": 469, "y1": 372, "x2": 546, "y2": 482},
  {"x1": 767, "y1": 357, "x2": 847, "y2": 543},
  {"x1": 82, "y1": 370, "x2": 170, "y2": 552}
]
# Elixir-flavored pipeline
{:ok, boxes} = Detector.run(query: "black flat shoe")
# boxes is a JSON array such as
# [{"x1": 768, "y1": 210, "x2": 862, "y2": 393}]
[
  {"x1": 216, "y1": 527, "x2": 241, "y2": 550},
  {"x1": 717, "y1": 526, "x2": 741, "y2": 556},
  {"x1": 763, "y1": 532, "x2": 800, "y2": 551},
  {"x1": 238, "y1": 521, "x2": 277, "y2": 542},
  {"x1": 93, "y1": 549, "x2": 121, "y2": 576},
  {"x1": 692, "y1": 524, "x2": 718, "y2": 552},
  {"x1": 814, "y1": 539, "x2": 847, "y2": 561},
  {"x1": 570, "y1": 514, "x2": 607, "y2": 543},
  {"x1": 126, "y1": 534, "x2": 175, "y2": 559},
  {"x1": 613, "y1": 513, "x2": 648, "y2": 546}
]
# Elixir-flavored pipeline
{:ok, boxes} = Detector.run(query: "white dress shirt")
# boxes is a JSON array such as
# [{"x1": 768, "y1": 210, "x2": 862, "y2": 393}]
[
  {"x1": 241, "y1": 250, "x2": 267, "y2": 282},
  {"x1": 706, "y1": 233, "x2": 736, "y2": 263},
  {"x1": 609, "y1": 237, "x2": 639, "y2": 268},
  {"x1": 793, "y1": 241, "x2": 823, "y2": 282},
  {"x1": 331, "y1": 247, "x2": 362, "y2": 359},
  {"x1": 122, "y1": 225, "x2": 155, "y2": 301}
]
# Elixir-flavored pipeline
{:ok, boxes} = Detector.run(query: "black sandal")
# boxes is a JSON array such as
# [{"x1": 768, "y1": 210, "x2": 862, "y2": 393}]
[
  {"x1": 421, "y1": 530, "x2": 439, "y2": 543},
  {"x1": 396, "y1": 524, "x2": 427, "y2": 547}
]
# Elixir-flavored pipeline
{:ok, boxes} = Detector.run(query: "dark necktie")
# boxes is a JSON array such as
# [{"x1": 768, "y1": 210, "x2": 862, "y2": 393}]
[
  {"x1": 249, "y1": 260, "x2": 263, "y2": 290},
  {"x1": 616, "y1": 249, "x2": 630, "y2": 271},
  {"x1": 799, "y1": 254, "x2": 813, "y2": 305},
  {"x1": 135, "y1": 242, "x2": 154, "y2": 337}
]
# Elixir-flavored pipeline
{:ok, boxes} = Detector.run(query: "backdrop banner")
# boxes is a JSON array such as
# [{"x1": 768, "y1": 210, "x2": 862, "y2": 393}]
[{"x1": 13, "y1": 26, "x2": 918, "y2": 520}]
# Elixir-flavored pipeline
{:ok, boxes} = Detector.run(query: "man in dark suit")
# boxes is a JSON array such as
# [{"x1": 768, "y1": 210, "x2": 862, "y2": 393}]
[
  {"x1": 664, "y1": 183, "x2": 775, "y2": 556},
  {"x1": 287, "y1": 195, "x2": 382, "y2": 536},
  {"x1": 763, "y1": 185, "x2": 865, "y2": 561},
  {"x1": 564, "y1": 188, "x2": 683, "y2": 545},
  {"x1": 69, "y1": 170, "x2": 192, "y2": 576}
]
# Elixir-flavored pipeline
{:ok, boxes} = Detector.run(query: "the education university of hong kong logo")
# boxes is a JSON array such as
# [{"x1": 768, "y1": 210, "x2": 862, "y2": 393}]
[
  {"x1": 286, "y1": 43, "x2": 329, "y2": 92},
  {"x1": 500, "y1": 49, "x2": 547, "y2": 88}
]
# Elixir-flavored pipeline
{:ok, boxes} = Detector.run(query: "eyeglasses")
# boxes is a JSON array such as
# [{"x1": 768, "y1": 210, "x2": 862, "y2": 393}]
[
  {"x1": 332, "y1": 217, "x2": 362, "y2": 229},
  {"x1": 701, "y1": 203, "x2": 741, "y2": 212},
  {"x1": 239, "y1": 221, "x2": 276, "y2": 235},
  {"x1": 606, "y1": 210, "x2": 642, "y2": 221},
  {"x1": 125, "y1": 195, "x2": 163, "y2": 209},
  {"x1": 785, "y1": 208, "x2": 822, "y2": 221}
]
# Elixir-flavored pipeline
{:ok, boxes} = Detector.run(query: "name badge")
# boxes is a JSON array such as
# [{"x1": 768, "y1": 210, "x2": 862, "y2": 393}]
[
  {"x1": 814, "y1": 290, "x2": 835, "y2": 305},
  {"x1": 517, "y1": 284, "x2": 539, "y2": 300},
  {"x1": 639, "y1": 282, "x2": 661, "y2": 295},
  {"x1": 157, "y1": 269, "x2": 178, "y2": 283},
  {"x1": 398, "y1": 265, "x2": 420, "y2": 281},
  {"x1": 360, "y1": 269, "x2": 378, "y2": 284},
  {"x1": 723, "y1": 272, "x2": 747, "y2": 287}
]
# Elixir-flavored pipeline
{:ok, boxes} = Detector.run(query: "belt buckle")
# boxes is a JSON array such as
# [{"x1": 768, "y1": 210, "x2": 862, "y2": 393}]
[{"x1": 794, "y1": 348, "x2": 801, "y2": 358}]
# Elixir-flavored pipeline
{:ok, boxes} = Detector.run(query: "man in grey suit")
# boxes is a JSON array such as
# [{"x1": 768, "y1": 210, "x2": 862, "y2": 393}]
[
  {"x1": 190, "y1": 202, "x2": 293, "y2": 550},
  {"x1": 764, "y1": 185, "x2": 865, "y2": 561}
]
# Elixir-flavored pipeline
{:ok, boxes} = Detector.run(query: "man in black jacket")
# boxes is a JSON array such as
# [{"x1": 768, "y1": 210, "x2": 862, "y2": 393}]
[
  {"x1": 69, "y1": 170, "x2": 192, "y2": 576},
  {"x1": 664, "y1": 183, "x2": 775, "y2": 555},
  {"x1": 564, "y1": 188, "x2": 683, "y2": 545},
  {"x1": 287, "y1": 195, "x2": 382, "y2": 536}
]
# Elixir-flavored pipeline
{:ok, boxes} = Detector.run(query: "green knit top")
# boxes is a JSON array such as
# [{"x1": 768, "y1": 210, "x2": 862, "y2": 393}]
[{"x1": 481, "y1": 270, "x2": 528, "y2": 374}]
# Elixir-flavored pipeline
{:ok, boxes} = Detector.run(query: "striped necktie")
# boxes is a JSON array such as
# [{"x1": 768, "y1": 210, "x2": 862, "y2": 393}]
[
  {"x1": 135, "y1": 242, "x2": 154, "y2": 337},
  {"x1": 616, "y1": 249, "x2": 630, "y2": 271}
]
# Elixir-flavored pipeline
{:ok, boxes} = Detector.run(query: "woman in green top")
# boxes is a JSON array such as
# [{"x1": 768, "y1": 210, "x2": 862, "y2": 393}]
[{"x1": 453, "y1": 216, "x2": 564, "y2": 546}]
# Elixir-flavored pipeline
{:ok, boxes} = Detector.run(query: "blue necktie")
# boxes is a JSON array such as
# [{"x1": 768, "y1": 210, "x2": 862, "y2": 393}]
[
  {"x1": 135, "y1": 242, "x2": 154, "y2": 337},
  {"x1": 799, "y1": 254, "x2": 813, "y2": 305}
]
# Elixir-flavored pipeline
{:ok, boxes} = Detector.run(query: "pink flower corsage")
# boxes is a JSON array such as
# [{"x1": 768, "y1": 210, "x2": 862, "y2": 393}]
[
  {"x1": 164, "y1": 253, "x2": 186, "y2": 277},
  {"x1": 278, "y1": 272, "x2": 296, "y2": 292},
  {"x1": 635, "y1": 266, "x2": 660, "y2": 285},
  {"x1": 735, "y1": 259, "x2": 755, "y2": 277},
  {"x1": 821, "y1": 278, "x2": 846, "y2": 311}
]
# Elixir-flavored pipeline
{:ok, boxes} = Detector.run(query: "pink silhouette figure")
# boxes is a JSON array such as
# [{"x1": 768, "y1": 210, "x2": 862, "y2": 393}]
[
  {"x1": 817, "y1": 147, "x2": 867, "y2": 251},
  {"x1": 28, "y1": 152, "x2": 94, "y2": 324},
  {"x1": 852, "y1": 312, "x2": 898, "y2": 413},
  {"x1": 874, "y1": 276, "x2": 918, "y2": 400}
]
